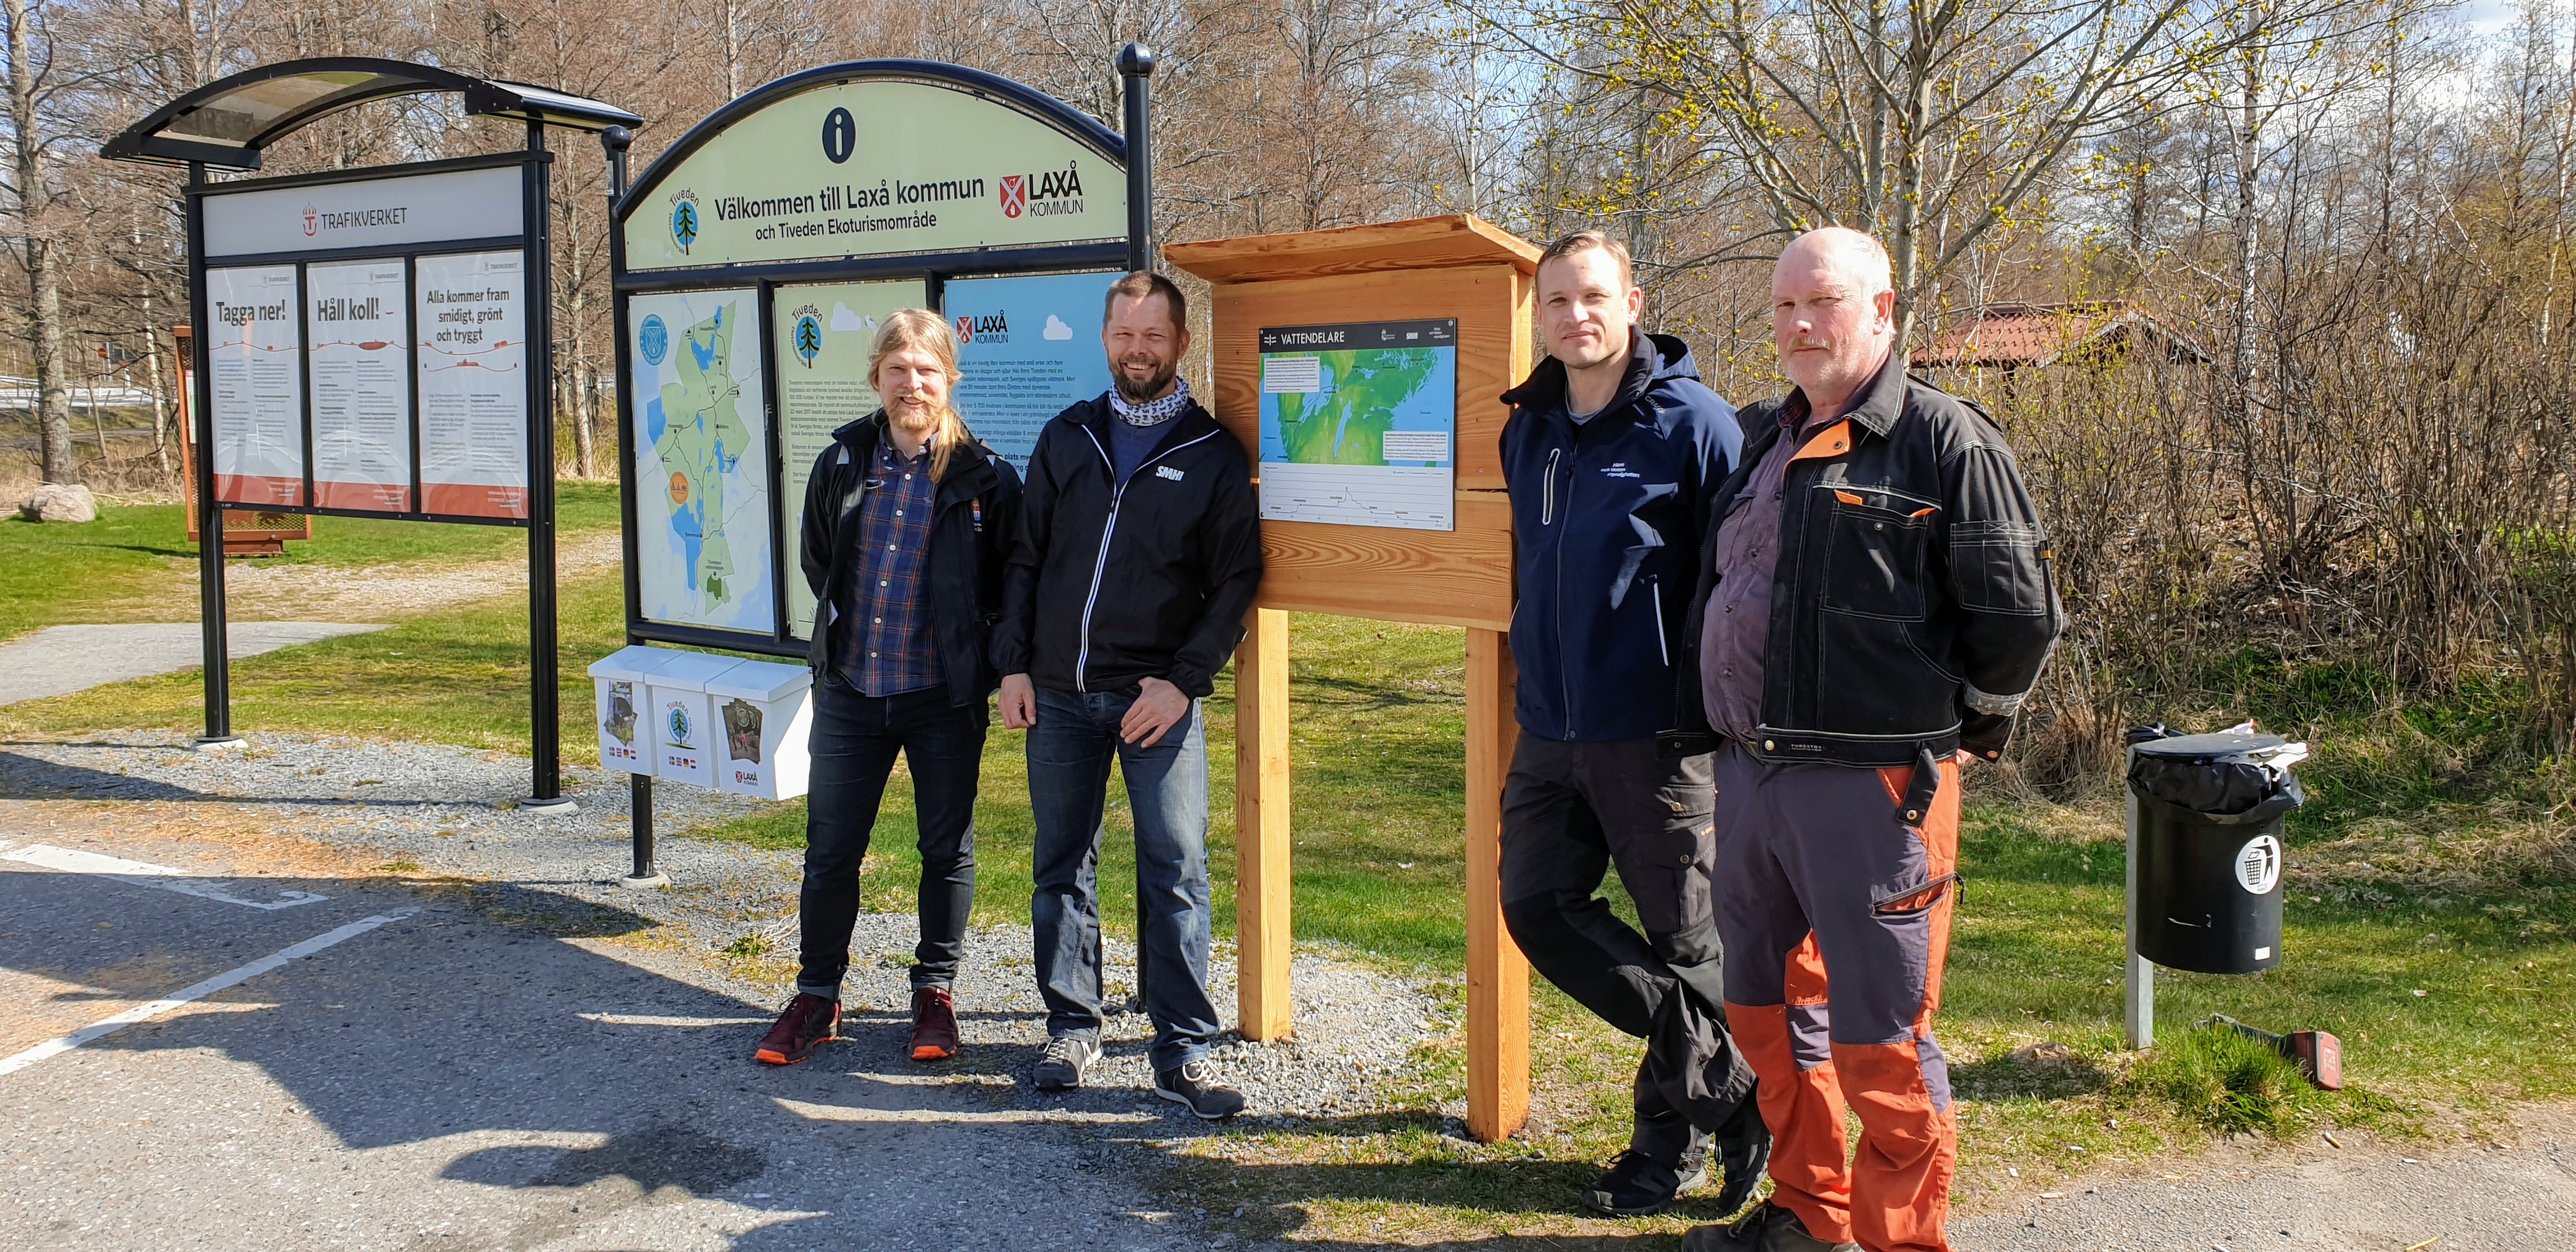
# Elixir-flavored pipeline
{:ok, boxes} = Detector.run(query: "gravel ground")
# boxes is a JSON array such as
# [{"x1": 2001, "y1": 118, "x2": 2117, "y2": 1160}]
[{"x1": 0, "y1": 728, "x2": 1436, "y2": 1127}]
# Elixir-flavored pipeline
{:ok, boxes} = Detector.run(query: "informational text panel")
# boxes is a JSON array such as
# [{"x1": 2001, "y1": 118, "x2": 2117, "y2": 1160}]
[
  {"x1": 205, "y1": 265, "x2": 307, "y2": 507},
  {"x1": 415, "y1": 251, "x2": 529, "y2": 519}
]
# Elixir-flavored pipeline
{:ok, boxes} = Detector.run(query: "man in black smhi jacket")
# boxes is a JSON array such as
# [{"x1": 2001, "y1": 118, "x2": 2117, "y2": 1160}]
[{"x1": 992, "y1": 271, "x2": 1264, "y2": 1120}]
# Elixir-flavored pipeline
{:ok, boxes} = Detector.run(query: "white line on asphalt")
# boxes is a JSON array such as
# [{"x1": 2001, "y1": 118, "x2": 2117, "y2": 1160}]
[
  {"x1": 774, "y1": 1096, "x2": 1158, "y2": 1125},
  {"x1": 578, "y1": 1013, "x2": 772, "y2": 1027},
  {"x1": 0, "y1": 843, "x2": 329, "y2": 910},
  {"x1": 0, "y1": 910, "x2": 413, "y2": 1078}
]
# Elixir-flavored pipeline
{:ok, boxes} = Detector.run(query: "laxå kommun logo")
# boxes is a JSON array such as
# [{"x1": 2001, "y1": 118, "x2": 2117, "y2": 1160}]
[
  {"x1": 954, "y1": 310, "x2": 1008, "y2": 346},
  {"x1": 789, "y1": 304, "x2": 824, "y2": 368},
  {"x1": 668, "y1": 189, "x2": 701, "y2": 254},
  {"x1": 997, "y1": 162, "x2": 1086, "y2": 220}
]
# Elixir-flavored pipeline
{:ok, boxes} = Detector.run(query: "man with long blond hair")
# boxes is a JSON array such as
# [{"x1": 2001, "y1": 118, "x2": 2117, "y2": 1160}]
[{"x1": 756, "y1": 309, "x2": 1023, "y2": 1068}]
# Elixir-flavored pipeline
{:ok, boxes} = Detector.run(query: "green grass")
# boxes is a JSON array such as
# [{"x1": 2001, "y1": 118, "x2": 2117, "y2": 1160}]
[
  {"x1": 8, "y1": 564, "x2": 2574, "y2": 1240},
  {"x1": 0, "y1": 484, "x2": 624, "y2": 644}
]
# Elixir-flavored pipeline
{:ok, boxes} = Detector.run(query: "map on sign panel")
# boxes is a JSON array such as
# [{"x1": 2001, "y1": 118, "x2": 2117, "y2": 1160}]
[
  {"x1": 1257, "y1": 319, "x2": 1457, "y2": 531},
  {"x1": 627, "y1": 288, "x2": 776, "y2": 634}
]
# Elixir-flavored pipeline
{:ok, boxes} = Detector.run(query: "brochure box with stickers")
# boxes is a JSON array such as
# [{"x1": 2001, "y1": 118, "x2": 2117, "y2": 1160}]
[
  {"x1": 588, "y1": 645, "x2": 680, "y2": 775},
  {"x1": 703, "y1": 659, "x2": 814, "y2": 801},
  {"x1": 643, "y1": 651, "x2": 747, "y2": 790}
]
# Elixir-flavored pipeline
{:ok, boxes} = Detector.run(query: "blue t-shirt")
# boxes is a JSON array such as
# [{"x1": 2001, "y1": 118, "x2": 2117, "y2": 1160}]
[{"x1": 1109, "y1": 418, "x2": 1166, "y2": 487}]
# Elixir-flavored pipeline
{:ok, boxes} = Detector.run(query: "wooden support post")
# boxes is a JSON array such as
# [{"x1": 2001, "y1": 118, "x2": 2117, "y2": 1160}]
[
  {"x1": 1234, "y1": 607, "x2": 1294, "y2": 1041},
  {"x1": 1464, "y1": 626, "x2": 1528, "y2": 1141}
]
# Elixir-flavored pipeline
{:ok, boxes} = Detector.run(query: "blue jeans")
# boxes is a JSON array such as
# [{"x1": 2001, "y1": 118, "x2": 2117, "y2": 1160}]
[{"x1": 1027, "y1": 685, "x2": 1221, "y2": 1072}]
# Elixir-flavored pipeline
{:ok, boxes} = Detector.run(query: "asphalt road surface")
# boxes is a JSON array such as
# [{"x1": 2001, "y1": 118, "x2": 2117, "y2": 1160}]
[{"x1": 0, "y1": 830, "x2": 1202, "y2": 1251}]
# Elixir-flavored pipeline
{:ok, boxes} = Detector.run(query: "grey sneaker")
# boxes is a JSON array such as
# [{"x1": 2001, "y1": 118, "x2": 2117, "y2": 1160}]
[
  {"x1": 1152, "y1": 1060, "x2": 1246, "y2": 1119},
  {"x1": 1682, "y1": 1200, "x2": 1859, "y2": 1251},
  {"x1": 1033, "y1": 1033, "x2": 1101, "y2": 1092}
]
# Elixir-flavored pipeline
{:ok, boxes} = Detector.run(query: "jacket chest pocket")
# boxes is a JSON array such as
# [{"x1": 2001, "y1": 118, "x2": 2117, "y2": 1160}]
[{"x1": 1818, "y1": 484, "x2": 1935, "y2": 621}]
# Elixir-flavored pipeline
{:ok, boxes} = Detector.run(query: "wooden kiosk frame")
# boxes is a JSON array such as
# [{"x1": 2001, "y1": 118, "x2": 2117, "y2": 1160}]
[{"x1": 1169, "y1": 215, "x2": 1538, "y2": 1141}]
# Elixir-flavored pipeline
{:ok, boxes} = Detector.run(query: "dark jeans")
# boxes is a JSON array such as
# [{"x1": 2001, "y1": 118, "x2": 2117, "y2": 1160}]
[
  {"x1": 1499, "y1": 735, "x2": 1757, "y2": 1165},
  {"x1": 798, "y1": 675, "x2": 987, "y2": 995},
  {"x1": 1026, "y1": 685, "x2": 1221, "y2": 1073}
]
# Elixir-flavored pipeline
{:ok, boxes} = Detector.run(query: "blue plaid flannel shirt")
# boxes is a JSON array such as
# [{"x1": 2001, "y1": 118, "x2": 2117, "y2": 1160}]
[{"x1": 834, "y1": 439, "x2": 940, "y2": 696}]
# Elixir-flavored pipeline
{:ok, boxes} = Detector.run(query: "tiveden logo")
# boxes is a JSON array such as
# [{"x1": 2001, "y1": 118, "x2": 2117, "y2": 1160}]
[
  {"x1": 999, "y1": 162, "x2": 1086, "y2": 220},
  {"x1": 790, "y1": 305, "x2": 824, "y2": 368},
  {"x1": 302, "y1": 204, "x2": 319, "y2": 237},
  {"x1": 666, "y1": 704, "x2": 694, "y2": 749},
  {"x1": 639, "y1": 314, "x2": 669, "y2": 366},
  {"x1": 668, "y1": 189, "x2": 701, "y2": 254}
]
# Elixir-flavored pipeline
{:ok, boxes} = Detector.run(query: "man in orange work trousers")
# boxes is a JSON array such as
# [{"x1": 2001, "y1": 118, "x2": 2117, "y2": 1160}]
[{"x1": 1675, "y1": 229, "x2": 2064, "y2": 1251}]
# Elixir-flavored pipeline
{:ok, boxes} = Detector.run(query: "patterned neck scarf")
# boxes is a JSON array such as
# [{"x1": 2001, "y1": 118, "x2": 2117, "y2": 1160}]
[{"x1": 1110, "y1": 375, "x2": 1193, "y2": 427}]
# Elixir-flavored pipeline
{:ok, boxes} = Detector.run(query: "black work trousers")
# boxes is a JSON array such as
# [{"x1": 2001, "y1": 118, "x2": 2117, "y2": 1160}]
[
  {"x1": 1499, "y1": 734, "x2": 1757, "y2": 1164},
  {"x1": 797, "y1": 675, "x2": 988, "y2": 995}
]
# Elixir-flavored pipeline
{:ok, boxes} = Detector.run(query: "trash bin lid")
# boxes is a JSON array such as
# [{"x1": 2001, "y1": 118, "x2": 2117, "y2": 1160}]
[{"x1": 2131, "y1": 731, "x2": 2288, "y2": 761}]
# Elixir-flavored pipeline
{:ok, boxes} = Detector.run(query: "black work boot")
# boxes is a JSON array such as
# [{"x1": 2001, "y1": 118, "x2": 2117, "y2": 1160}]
[
  {"x1": 1682, "y1": 1200, "x2": 1859, "y2": 1251},
  {"x1": 1581, "y1": 1143, "x2": 1708, "y2": 1218},
  {"x1": 1712, "y1": 1094, "x2": 1774, "y2": 1216}
]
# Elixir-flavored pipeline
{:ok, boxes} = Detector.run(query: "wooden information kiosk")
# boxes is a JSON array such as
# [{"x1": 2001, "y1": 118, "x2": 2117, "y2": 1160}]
[{"x1": 1167, "y1": 215, "x2": 1538, "y2": 1141}]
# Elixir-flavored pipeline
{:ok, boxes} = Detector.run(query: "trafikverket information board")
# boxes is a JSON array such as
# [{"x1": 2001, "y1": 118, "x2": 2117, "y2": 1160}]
[
  {"x1": 306, "y1": 259, "x2": 413, "y2": 511},
  {"x1": 205, "y1": 264, "x2": 306, "y2": 507},
  {"x1": 415, "y1": 251, "x2": 530, "y2": 519}
]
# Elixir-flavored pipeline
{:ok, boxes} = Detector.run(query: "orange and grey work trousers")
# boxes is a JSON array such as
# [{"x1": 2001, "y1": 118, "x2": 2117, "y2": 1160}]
[{"x1": 1713, "y1": 742, "x2": 1961, "y2": 1252}]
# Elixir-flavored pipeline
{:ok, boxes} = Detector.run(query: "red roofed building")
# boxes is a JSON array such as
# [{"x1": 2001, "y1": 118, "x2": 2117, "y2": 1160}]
[{"x1": 1912, "y1": 301, "x2": 2211, "y2": 380}]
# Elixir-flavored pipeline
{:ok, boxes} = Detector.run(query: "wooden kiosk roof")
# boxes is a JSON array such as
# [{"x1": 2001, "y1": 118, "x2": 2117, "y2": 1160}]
[{"x1": 1165, "y1": 213, "x2": 1542, "y2": 283}]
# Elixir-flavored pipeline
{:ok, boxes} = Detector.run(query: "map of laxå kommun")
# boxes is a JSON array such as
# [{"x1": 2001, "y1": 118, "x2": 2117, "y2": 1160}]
[
  {"x1": 629, "y1": 289, "x2": 776, "y2": 634},
  {"x1": 1259, "y1": 319, "x2": 1457, "y2": 531}
]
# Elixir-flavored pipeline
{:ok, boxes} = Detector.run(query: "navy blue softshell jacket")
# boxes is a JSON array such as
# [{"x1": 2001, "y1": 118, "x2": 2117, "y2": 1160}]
[{"x1": 1499, "y1": 330, "x2": 1743, "y2": 742}]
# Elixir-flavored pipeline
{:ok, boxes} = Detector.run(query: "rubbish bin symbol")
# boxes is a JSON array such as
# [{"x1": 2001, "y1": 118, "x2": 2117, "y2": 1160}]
[{"x1": 2235, "y1": 834, "x2": 2281, "y2": 894}]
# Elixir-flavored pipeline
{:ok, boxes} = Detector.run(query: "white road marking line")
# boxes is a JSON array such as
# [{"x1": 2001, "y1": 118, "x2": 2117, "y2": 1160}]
[
  {"x1": 774, "y1": 1096, "x2": 1157, "y2": 1125},
  {"x1": 578, "y1": 1013, "x2": 772, "y2": 1027},
  {"x1": 1, "y1": 843, "x2": 328, "y2": 910},
  {"x1": 0, "y1": 911, "x2": 412, "y2": 1078}
]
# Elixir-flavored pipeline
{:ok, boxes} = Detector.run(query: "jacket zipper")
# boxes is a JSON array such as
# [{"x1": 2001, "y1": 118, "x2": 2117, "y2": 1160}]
[
  {"x1": 1551, "y1": 439, "x2": 1573, "y2": 733},
  {"x1": 1540, "y1": 448, "x2": 1560, "y2": 525},
  {"x1": 1652, "y1": 581, "x2": 1668, "y2": 666},
  {"x1": 1071, "y1": 422, "x2": 1219, "y2": 693}
]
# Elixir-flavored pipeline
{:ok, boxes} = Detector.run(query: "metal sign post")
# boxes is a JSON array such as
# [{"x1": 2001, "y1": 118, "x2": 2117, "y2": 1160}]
[{"x1": 2126, "y1": 740, "x2": 2154, "y2": 1048}]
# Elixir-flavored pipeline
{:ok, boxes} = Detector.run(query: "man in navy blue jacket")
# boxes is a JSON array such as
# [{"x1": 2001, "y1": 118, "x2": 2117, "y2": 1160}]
[{"x1": 1498, "y1": 231, "x2": 1768, "y2": 1219}]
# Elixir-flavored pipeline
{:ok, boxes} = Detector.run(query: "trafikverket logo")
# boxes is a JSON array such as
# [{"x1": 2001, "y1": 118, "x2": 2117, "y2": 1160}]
[{"x1": 302, "y1": 204, "x2": 318, "y2": 237}]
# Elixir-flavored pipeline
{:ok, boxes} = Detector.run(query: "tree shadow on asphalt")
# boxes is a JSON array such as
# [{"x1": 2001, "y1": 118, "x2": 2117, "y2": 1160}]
[
  {"x1": 0, "y1": 860, "x2": 1704, "y2": 1248},
  {"x1": 0, "y1": 747, "x2": 483, "y2": 809}
]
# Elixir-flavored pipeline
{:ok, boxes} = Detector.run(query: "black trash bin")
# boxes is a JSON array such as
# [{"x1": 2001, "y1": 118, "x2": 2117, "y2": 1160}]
[{"x1": 2128, "y1": 731, "x2": 2304, "y2": 974}]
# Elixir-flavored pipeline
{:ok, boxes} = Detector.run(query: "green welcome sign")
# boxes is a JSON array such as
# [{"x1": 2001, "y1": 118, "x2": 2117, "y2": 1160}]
[
  {"x1": 611, "y1": 59, "x2": 1138, "y2": 659},
  {"x1": 622, "y1": 72, "x2": 1126, "y2": 271}
]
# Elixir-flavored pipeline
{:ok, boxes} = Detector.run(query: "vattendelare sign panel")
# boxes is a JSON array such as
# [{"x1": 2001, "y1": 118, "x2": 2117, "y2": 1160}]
[{"x1": 624, "y1": 77, "x2": 1124, "y2": 270}]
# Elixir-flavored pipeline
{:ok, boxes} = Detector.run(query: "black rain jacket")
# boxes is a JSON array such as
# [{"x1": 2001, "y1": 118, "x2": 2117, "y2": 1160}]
[
  {"x1": 991, "y1": 393, "x2": 1263, "y2": 698},
  {"x1": 799, "y1": 411, "x2": 1023, "y2": 707},
  {"x1": 1677, "y1": 355, "x2": 2063, "y2": 767}
]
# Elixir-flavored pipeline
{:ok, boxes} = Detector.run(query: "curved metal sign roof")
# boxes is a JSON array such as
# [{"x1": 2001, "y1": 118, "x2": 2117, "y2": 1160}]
[{"x1": 104, "y1": 56, "x2": 641, "y2": 171}]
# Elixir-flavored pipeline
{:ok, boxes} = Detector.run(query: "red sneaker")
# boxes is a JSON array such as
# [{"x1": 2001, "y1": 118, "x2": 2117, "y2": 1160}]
[
  {"x1": 908, "y1": 985, "x2": 960, "y2": 1061},
  {"x1": 754, "y1": 993, "x2": 840, "y2": 1065}
]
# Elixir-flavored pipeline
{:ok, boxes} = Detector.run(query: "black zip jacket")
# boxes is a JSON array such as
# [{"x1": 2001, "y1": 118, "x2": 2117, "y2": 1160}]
[
  {"x1": 799, "y1": 411, "x2": 1023, "y2": 707},
  {"x1": 991, "y1": 393, "x2": 1262, "y2": 699},
  {"x1": 1677, "y1": 356, "x2": 2062, "y2": 767}
]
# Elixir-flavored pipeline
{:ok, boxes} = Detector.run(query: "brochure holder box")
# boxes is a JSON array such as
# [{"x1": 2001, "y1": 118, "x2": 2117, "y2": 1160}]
[
  {"x1": 642, "y1": 651, "x2": 747, "y2": 790},
  {"x1": 704, "y1": 659, "x2": 814, "y2": 800},
  {"x1": 588, "y1": 645, "x2": 678, "y2": 775}
]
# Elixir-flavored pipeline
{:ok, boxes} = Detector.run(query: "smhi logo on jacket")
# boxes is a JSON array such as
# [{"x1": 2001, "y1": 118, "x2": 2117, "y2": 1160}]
[{"x1": 998, "y1": 162, "x2": 1086, "y2": 220}]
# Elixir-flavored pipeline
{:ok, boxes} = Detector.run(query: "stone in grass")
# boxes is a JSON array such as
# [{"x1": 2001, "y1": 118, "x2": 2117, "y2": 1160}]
[{"x1": 19, "y1": 482, "x2": 97, "y2": 523}]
